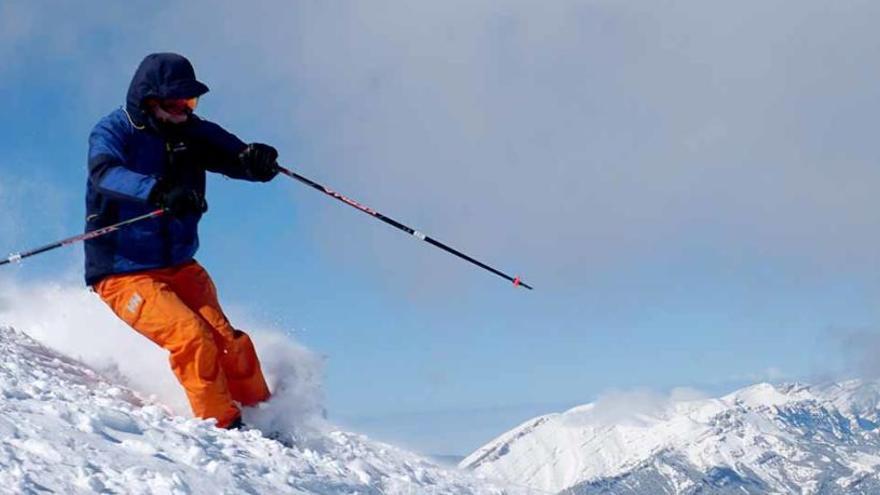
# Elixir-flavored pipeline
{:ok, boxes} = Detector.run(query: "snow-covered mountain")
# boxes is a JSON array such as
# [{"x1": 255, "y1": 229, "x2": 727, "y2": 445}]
[
  {"x1": 461, "y1": 381, "x2": 880, "y2": 494},
  {"x1": 0, "y1": 326, "x2": 517, "y2": 494}
]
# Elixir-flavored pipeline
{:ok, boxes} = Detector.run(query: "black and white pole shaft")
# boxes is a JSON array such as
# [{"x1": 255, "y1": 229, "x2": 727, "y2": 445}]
[
  {"x1": 0, "y1": 209, "x2": 165, "y2": 267},
  {"x1": 277, "y1": 165, "x2": 533, "y2": 290}
]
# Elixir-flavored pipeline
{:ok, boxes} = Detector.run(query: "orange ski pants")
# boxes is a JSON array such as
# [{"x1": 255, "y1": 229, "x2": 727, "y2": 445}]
[{"x1": 95, "y1": 261, "x2": 270, "y2": 428}]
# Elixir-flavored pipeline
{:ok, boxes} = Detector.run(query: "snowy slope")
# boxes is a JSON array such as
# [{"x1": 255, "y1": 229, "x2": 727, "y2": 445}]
[
  {"x1": 461, "y1": 381, "x2": 880, "y2": 494},
  {"x1": 0, "y1": 326, "x2": 517, "y2": 494}
]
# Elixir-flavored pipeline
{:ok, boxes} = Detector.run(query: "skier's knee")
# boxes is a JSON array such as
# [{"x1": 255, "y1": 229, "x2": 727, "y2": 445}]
[{"x1": 221, "y1": 329, "x2": 259, "y2": 379}]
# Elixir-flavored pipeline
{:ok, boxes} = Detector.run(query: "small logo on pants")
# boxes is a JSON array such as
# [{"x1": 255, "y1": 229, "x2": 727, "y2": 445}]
[{"x1": 126, "y1": 292, "x2": 144, "y2": 315}]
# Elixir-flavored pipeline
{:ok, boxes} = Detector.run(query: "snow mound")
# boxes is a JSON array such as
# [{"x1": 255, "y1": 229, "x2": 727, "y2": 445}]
[{"x1": 0, "y1": 326, "x2": 514, "y2": 494}]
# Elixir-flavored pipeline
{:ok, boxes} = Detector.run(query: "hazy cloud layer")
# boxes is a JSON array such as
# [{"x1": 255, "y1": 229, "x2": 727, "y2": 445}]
[
  {"x1": 562, "y1": 387, "x2": 708, "y2": 427},
  {"x1": 173, "y1": 0, "x2": 880, "y2": 291},
  {"x1": 4, "y1": 0, "x2": 880, "y2": 293}
]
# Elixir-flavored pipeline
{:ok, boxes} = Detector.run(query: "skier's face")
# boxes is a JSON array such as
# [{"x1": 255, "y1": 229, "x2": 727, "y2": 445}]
[{"x1": 146, "y1": 97, "x2": 198, "y2": 124}]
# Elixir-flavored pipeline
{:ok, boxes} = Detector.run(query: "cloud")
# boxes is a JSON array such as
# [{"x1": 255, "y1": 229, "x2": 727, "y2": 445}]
[
  {"x1": 0, "y1": 174, "x2": 71, "y2": 249},
  {"x1": 833, "y1": 327, "x2": 880, "y2": 379},
  {"x1": 727, "y1": 367, "x2": 789, "y2": 385},
  {"x1": 156, "y1": 0, "x2": 880, "y2": 292},
  {"x1": 5, "y1": 0, "x2": 880, "y2": 296},
  {"x1": 562, "y1": 386, "x2": 708, "y2": 427}
]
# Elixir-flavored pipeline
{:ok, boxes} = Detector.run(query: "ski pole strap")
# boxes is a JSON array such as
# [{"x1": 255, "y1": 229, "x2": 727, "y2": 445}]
[
  {"x1": 1, "y1": 209, "x2": 165, "y2": 267},
  {"x1": 276, "y1": 165, "x2": 532, "y2": 290}
]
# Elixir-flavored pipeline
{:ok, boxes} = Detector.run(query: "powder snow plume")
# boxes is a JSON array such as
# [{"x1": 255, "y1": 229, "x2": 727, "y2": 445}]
[{"x1": 0, "y1": 278, "x2": 326, "y2": 432}]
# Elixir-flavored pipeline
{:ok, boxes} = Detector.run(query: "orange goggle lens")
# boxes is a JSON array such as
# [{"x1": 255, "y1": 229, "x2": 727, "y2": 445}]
[{"x1": 159, "y1": 97, "x2": 199, "y2": 114}]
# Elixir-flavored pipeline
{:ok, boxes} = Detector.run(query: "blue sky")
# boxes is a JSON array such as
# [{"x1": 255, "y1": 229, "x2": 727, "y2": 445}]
[{"x1": 2, "y1": 0, "x2": 880, "y2": 455}]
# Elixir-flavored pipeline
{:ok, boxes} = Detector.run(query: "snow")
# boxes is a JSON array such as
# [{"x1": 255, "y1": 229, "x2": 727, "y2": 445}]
[
  {"x1": 462, "y1": 381, "x2": 880, "y2": 493},
  {"x1": 0, "y1": 279, "x2": 520, "y2": 494},
  {"x1": 8, "y1": 278, "x2": 880, "y2": 494},
  {"x1": 0, "y1": 326, "x2": 517, "y2": 494}
]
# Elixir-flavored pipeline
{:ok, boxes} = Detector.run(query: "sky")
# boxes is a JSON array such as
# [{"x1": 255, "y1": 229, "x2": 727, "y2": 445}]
[{"x1": 2, "y1": 0, "x2": 880, "y2": 456}]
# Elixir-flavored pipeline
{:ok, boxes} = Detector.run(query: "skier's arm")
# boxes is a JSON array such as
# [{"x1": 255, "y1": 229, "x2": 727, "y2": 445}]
[
  {"x1": 88, "y1": 121, "x2": 157, "y2": 203},
  {"x1": 188, "y1": 118, "x2": 254, "y2": 180},
  {"x1": 190, "y1": 118, "x2": 278, "y2": 182}
]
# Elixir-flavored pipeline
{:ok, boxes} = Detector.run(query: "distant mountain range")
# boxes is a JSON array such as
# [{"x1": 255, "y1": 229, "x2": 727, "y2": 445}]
[{"x1": 462, "y1": 381, "x2": 880, "y2": 494}]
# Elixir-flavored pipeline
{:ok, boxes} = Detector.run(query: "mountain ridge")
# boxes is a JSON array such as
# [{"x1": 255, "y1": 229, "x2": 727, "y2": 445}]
[{"x1": 462, "y1": 380, "x2": 880, "y2": 494}]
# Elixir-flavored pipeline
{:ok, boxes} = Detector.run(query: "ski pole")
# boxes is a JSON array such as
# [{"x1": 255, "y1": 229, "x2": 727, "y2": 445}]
[
  {"x1": 0, "y1": 209, "x2": 165, "y2": 267},
  {"x1": 276, "y1": 165, "x2": 533, "y2": 290}
]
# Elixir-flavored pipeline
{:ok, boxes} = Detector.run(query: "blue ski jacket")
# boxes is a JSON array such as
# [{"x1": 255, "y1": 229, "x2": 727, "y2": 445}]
[{"x1": 85, "y1": 53, "x2": 258, "y2": 285}]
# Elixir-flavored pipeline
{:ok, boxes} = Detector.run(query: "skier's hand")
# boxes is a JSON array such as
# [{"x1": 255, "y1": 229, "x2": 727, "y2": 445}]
[
  {"x1": 239, "y1": 143, "x2": 279, "y2": 182},
  {"x1": 150, "y1": 182, "x2": 208, "y2": 217}
]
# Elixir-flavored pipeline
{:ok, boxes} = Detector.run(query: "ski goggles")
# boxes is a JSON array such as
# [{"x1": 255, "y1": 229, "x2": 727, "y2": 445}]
[{"x1": 158, "y1": 97, "x2": 199, "y2": 114}]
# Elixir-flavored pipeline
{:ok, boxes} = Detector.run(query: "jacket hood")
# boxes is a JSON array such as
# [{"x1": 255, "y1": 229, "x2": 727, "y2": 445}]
[{"x1": 125, "y1": 53, "x2": 210, "y2": 126}]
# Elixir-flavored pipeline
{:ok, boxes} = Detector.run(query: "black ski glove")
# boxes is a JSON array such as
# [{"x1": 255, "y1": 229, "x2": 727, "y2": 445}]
[
  {"x1": 239, "y1": 143, "x2": 279, "y2": 182},
  {"x1": 149, "y1": 181, "x2": 207, "y2": 217}
]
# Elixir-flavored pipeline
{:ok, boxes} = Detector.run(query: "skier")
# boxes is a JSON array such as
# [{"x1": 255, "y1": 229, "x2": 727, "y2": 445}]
[{"x1": 84, "y1": 52, "x2": 280, "y2": 429}]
